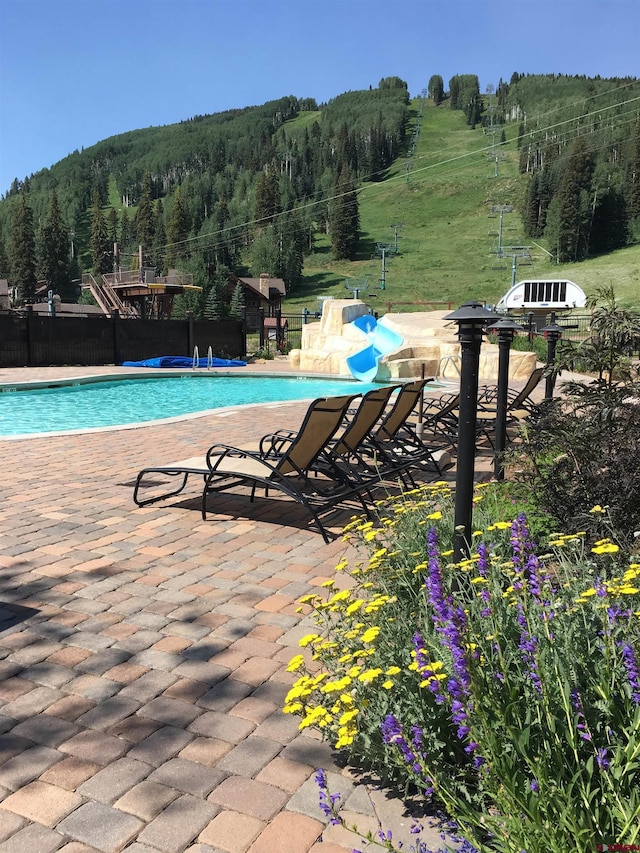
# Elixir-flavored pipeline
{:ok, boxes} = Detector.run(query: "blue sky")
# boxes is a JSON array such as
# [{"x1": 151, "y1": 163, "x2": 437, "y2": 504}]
[{"x1": 1, "y1": 0, "x2": 639, "y2": 195}]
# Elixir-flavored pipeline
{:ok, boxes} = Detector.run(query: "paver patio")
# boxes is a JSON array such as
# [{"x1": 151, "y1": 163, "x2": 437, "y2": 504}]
[{"x1": 0, "y1": 364, "x2": 507, "y2": 853}]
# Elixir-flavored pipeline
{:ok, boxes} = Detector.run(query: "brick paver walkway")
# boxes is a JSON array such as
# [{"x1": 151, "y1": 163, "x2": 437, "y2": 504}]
[{"x1": 0, "y1": 365, "x2": 500, "y2": 853}]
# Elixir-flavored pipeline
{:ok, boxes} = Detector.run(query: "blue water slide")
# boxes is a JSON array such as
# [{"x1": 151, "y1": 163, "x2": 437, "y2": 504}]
[{"x1": 346, "y1": 315, "x2": 403, "y2": 382}]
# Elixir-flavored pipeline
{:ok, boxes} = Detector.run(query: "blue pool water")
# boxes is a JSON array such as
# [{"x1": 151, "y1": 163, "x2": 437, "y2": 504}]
[{"x1": 0, "y1": 374, "x2": 388, "y2": 437}]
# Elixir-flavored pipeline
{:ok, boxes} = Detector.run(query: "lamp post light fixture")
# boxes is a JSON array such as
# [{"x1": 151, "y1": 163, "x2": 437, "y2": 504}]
[
  {"x1": 539, "y1": 313, "x2": 564, "y2": 401},
  {"x1": 486, "y1": 316, "x2": 525, "y2": 481},
  {"x1": 444, "y1": 300, "x2": 499, "y2": 561}
]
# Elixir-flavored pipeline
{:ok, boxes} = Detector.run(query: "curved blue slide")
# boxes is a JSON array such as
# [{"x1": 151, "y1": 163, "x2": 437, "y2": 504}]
[{"x1": 346, "y1": 315, "x2": 403, "y2": 382}]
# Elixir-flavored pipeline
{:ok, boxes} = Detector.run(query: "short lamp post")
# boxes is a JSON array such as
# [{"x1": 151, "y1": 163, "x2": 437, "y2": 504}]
[
  {"x1": 539, "y1": 313, "x2": 563, "y2": 401},
  {"x1": 486, "y1": 316, "x2": 525, "y2": 481},
  {"x1": 444, "y1": 301, "x2": 499, "y2": 562}
]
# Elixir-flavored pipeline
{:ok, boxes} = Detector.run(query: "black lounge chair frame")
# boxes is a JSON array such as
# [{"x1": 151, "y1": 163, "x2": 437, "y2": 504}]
[{"x1": 134, "y1": 394, "x2": 364, "y2": 542}]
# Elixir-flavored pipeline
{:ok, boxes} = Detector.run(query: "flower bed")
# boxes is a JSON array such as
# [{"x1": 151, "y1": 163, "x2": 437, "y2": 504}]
[{"x1": 284, "y1": 483, "x2": 640, "y2": 851}]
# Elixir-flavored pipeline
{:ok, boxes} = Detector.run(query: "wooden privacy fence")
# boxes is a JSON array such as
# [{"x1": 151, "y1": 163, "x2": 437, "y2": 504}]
[{"x1": 0, "y1": 310, "x2": 245, "y2": 368}]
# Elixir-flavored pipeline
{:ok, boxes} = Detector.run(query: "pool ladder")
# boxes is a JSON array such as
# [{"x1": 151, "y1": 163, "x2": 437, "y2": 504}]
[
  {"x1": 192, "y1": 346, "x2": 215, "y2": 370},
  {"x1": 434, "y1": 354, "x2": 462, "y2": 382}
]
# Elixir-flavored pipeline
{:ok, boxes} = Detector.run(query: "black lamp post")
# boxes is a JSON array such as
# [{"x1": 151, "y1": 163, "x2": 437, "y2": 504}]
[
  {"x1": 444, "y1": 301, "x2": 499, "y2": 561},
  {"x1": 539, "y1": 313, "x2": 563, "y2": 401},
  {"x1": 486, "y1": 316, "x2": 525, "y2": 481}
]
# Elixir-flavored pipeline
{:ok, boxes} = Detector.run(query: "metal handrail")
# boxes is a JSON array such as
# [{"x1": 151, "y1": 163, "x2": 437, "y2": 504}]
[{"x1": 435, "y1": 354, "x2": 462, "y2": 381}]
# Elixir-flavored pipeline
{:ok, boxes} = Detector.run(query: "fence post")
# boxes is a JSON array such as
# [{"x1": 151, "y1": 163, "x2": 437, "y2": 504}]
[
  {"x1": 111, "y1": 309, "x2": 121, "y2": 365},
  {"x1": 26, "y1": 305, "x2": 33, "y2": 366},
  {"x1": 258, "y1": 308, "x2": 265, "y2": 350},
  {"x1": 240, "y1": 308, "x2": 247, "y2": 357},
  {"x1": 187, "y1": 311, "x2": 194, "y2": 356},
  {"x1": 276, "y1": 308, "x2": 283, "y2": 351},
  {"x1": 302, "y1": 307, "x2": 308, "y2": 325}
]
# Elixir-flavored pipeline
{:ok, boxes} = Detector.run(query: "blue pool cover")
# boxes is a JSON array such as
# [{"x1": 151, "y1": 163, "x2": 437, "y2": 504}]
[{"x1": 122, "y1": 356, "x2": 247, "y2": 368}]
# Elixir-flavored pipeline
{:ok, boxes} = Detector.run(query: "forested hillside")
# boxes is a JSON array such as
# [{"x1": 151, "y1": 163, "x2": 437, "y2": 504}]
[{"x1": 1, "y1": 71, "x2": 639, "y2": 315}]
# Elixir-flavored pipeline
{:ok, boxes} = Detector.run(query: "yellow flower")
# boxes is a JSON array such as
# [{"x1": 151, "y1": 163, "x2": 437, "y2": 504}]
[
  {"x1": 589, "y1": 505, "x2": 607, "y2": 513},
  {"x1": 321, "y1": 677, "x2": 352, "y2": 693},
  {"x1": 488, "y1": 521, "x2": 511, "y2": 531},
  {"x1": 470, "y1": 576, "x2": 488, "y2": 584},
  {"x1": 361, "y1": 626, "x2": 381, "y2": 643},
  {"x1": 299, "y1": 633, "x2": 320, "y2": 647},
  {"x1": 286, "y1": 654, "x2": 305, "y2": 672},
  {"x1": 385, "y1": 666, "x2": 401, "y2": 676},
  {"x1": 591, "y1": 542, "x2": 619, "y2": 555},
  {"x1": 358, "y1": 668, "x2": 383, "y2": 683},
  {"x1": 382, "y1": 680, "x2": 394, "y2": 690},
  {"x1": 426, "y1": 511, "x2": 442, "y2": 520},
  {"x1": 339, "y1": 711, "x2": 359, "y2": 727},
  {"x1": 299, "y1": 707, "x2": 332, "y2": 730},
  {"x1": 329, "y1": 589, "x2": 352, "y2": 603},
  {"x1": 420, "y1": 673, "x2": 447, "y2": 687}
]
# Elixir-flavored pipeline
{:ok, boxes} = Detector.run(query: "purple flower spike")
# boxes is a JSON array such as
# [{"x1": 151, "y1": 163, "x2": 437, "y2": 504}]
[
  {"x1": 618, "y1": 642, "x2": 640, "y2": 704},
  {"x1": 315, "y1": 768, "x2": 342, "y2": 825}
]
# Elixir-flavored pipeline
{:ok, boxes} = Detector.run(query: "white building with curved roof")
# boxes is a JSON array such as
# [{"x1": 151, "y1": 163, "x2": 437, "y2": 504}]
[{"x1": 497, "y1": 279, "x2": 586, "y2": 312}]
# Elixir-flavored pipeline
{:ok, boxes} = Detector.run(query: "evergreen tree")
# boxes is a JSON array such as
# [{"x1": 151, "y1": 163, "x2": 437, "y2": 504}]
[
  {"x1": 89, "y1": 191, "x2": 112, "y2": 275},
  {"x1": 107, "y1": 207, "x2": 119, "y2": 244},
  {"x1": 254, "y1": 165, "x2": 281, "y2": 227},
  {"x1": 276, "y1": 208, "x2": 305, "y2": 291},
  {"x1": 0, "y1": 223, "x2": 11, "y2": 278},
  {"x1": 228, "y1": 283, "x2": 244, "y2": 319},
  {"x1": 153, "y1": 199, "x2": 166, "y2": 272},
  {"x1": 544, "y1": 138, "x2": 595, "y2": 263},
  {"x1": 38, "y1": 190, "x2": 72, "y2": 299},
  {"x1": 135, "y1": 171, "x2": 155, "y2": 259},
  {"x1": 628, "y1": 118, "x2": 640, "y2": 224},
  {"x1": 203, "y1": 282, "x2": 225, "y2": 320},
  {"x1": 428, "y1": 75, "x2": 444, "y2": 105},
  {"x1": 10, "y1": 188, "x2": 37, "y2": 304},
  {"x1": 251, "y1": 225, "x2": 280, "y2": 276},
  {"x1": 166, "y1": 187, "x2": 191, "y2": 267},
  {"x1": 213, "y1": 196, "x2": 236, "y2": 268},
  {"x1": 330, "y1": 165, "x2": 359, "y2": 261},
  {"x1": 590, "y1": 186, "x2": 629, "y2": 254},
  {"x1": 120, "y1": 206, "x2": 132, "y2": 251}
]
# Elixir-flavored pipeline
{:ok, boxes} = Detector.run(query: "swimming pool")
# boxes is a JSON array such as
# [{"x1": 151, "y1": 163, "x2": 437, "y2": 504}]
[{"x1": 0, "y1": 373, "x2": 390, "y2": 437}]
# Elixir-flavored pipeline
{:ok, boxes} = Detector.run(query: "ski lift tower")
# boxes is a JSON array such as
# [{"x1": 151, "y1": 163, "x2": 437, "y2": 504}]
[
  {"x1": 344, "y1": 277, "x2": 369, "y2": 300},
  {"x1": 499, "y1": 244, "x2": 533, "y2": 289},
  {"x1": 488, "y1": 204, "x2": 514, "y2": 256}
]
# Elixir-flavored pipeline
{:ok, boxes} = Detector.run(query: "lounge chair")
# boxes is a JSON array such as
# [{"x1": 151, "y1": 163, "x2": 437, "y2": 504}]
[
  {"x1": 474, "y1": 365, "x2": 545, "y2": 443},
  {"x1": 254, "y1": 383, "x2": 403, "y2": 504},
  {"x1": 259, "y1": 384, "x2": 401, "y2": 461},
  {"x1": 133, "y1": 394, "x2": 361, "y2": 542},
  {"x1": 436, "y1": 366, "x2": 545, "y2": 450},
  {"x1": 477, "y1": 365, "x2": 545, "y2": 413},
  {"x1": 359, "y1": 379, "x2": 451, "y2": 481}
]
